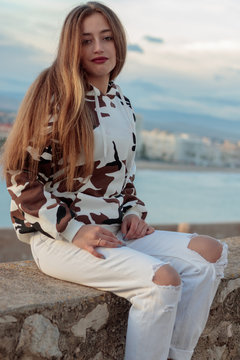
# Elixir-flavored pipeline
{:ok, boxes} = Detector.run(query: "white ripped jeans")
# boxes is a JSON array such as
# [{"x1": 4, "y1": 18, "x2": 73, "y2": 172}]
[{"x1": 30, "y1": 230, "x2": 228, "y2": 360}]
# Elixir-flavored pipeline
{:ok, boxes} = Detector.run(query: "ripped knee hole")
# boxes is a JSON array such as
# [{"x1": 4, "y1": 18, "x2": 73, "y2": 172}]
[
  {"x1": 152, "y1": 264, "x2": 181, "y2": 287},
  {"x1": 188, "y1": 235, "x2": 223, "y2": 263}
]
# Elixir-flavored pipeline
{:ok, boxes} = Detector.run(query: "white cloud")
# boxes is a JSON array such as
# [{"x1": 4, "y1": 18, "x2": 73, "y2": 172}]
[
  {"x1": 0, "y1": 0, "x2": 240, "y2": 122},
  {"x1": 184, "y1": 40, "x2": 240, "y2": 52}
]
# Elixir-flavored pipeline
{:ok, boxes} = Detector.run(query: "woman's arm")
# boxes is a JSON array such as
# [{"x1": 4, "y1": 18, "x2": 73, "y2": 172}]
[
  {"x1": 7, "y1": 145, "x2": 82, "y2": 242},
  {"x1": 7, "y1": 144, "x2": 123, "y2": 256}
]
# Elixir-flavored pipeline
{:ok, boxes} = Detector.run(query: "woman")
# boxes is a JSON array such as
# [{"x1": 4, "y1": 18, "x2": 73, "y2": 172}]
[{"x1": 2, "y1": 2, "x2": 227, "y2": 360}]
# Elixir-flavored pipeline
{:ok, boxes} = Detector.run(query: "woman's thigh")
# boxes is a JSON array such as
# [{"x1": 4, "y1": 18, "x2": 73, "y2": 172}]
[
  {"x1": 123, "y1": 230, "x2": 211, "y2": 273},
  {"x1": 123, "y1": 230, "x2": 194, "y2": 259},
  {"x1": 30, "y1": 233, "x2": 167, "y2": 300}
]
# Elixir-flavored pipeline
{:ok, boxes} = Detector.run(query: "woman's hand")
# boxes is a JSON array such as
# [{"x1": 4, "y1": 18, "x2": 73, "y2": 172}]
[
  {"x1": 72, "y1": 224, "x2": 123, "y2": 259},
  {"x1": 121, "y1": 214, "x2": 155, "y2": 240}
]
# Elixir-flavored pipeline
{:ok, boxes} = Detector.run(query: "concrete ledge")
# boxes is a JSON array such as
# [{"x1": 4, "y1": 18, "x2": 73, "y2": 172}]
[{"x1": 0, "y1": 237, "x2": 239, "y2": 360}]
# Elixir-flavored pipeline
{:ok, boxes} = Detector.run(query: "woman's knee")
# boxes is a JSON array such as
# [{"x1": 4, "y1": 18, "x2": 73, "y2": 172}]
[
  {"x1": 188, "y1": 235, "x2": 223, "y2": 263},
  {"x1": 153, "y1": 264, "x2": 181, "y2": 287}
]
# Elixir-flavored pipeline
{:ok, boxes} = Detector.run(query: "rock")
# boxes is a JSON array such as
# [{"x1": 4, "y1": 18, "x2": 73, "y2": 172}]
[
  {"x1": 0, "y1": 315, "x2": 19, "y2": 356},
  {"x1": 16, "y1": 314, "x2": 62, "y2": 359},
  {"x1": 93, "y1": 352, "x2": 104, "y2": 360},
  {"x1": 71, "y1": 303, "x2": 109, "y2": 339},
  {"x1": 218, "y1": 278, "x2": 240, "y2": 303},
  {"x1": 208, "y1": 345, "x2": 227, "y2": 360},
  {"x1": 0, "y1": 315, "x2": 17, "y2": 324}
]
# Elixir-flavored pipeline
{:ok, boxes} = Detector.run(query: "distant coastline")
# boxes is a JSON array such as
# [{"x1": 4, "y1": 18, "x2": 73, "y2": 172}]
[{"x1": 136, "y1": 160, "x2": 240, "y2": 173}]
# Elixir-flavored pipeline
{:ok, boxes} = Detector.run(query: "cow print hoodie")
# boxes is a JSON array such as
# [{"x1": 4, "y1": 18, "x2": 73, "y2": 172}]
[{"x1": 6, "y1": 81, "x2": 147, "y2": 244}]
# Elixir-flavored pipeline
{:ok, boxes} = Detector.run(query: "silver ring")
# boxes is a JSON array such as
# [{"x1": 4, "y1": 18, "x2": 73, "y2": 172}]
[{"x1": 97, "y1": 238, "x2": 102, "y2": 246}]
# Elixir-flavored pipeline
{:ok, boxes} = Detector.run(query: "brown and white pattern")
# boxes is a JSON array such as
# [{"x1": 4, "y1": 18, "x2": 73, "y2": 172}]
[{"x1": 6, "y1": 82, "x2": 147, "y2": 244}]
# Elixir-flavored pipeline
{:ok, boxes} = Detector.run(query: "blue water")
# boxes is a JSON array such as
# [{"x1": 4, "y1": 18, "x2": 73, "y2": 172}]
[
  {"x1": 1, "y1": 169, "x2": 240, "y2": 227},
  {"x1": 0, "y1": 179, "x2": 12, "y2": 227},
  {"x1": 135, "y1": 169, "x2": 240, "y2": 224}
]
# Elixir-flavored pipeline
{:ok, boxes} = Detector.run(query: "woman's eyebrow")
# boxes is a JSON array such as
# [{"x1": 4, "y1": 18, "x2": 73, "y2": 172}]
[{"x1": 82, "y1": 29, "x2": 112, "y2": 36}]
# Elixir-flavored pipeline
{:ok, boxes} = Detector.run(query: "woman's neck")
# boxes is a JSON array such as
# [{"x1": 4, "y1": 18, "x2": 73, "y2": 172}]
[{"x1": 87, "y1": 75, "x2": 110, "y2": 95}]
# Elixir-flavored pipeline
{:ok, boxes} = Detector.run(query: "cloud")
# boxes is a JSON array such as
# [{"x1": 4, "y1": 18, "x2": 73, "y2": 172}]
[
  {"x1": 226, "y1": 67, "x2": 240, "y2": 76},
  {"x1": 0, "y1": 77, "x2": 30, "y2": 90},
  {"x1": 0, "y1": 42, "x2": 42, "y2": 59},
  {"x1": 127, "y1": 44, "x2": 144, "y2": 53},
  {"x1": 184, "y1": 40, "x2": 240, "y2": 52},
  {"x1": 119, "y1": 61, "x2": 240, "y2": 122},
  {"x1": 118, "y1": 78, "x2": 167, "y2": 109},
  {"x1": 0, "y1": 42, "x2": 50, "y2": 93},
  {"x1": 1, "y1": 0, "x2": 240, "y2": 127},
  {"x1": 144, "y1": 35, "x2": 164, "y2": 44},
  {"x1": 192, "y1": 95, "x2": 240, "y2": 107},
  {"x1": 121, "y1": 79, "x2": 166, "y2": 96}
]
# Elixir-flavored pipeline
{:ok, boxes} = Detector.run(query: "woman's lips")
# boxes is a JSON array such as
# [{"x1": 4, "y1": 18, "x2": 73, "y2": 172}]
[{"x1": 92, "y1": 57, "x2": 108, "y2": 64}]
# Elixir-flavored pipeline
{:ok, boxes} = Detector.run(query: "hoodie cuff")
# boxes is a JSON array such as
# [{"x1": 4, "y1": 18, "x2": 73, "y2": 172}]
[
  {"x1": 61, "y1": 218, "x2": 84, "y2": 243},
  {"x1": 123, "y1": 208, "x2": 142, "y2": 220}
]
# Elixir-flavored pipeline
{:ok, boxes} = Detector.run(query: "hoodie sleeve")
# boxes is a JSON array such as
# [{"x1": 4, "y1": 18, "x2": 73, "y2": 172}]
[
  {"x1": 7, "y1": 145, "x2": 83, "y2": 243},
  {"x1": 122, "y1": 161, "x2": 147, "y2": 220}
]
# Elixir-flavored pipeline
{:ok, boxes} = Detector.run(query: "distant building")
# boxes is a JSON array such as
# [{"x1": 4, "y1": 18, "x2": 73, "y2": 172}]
[
  {"x1": 140, "y1": 129, "x2": 176, "y2": 162},
  {"x1": 140, "y1": 127, "x2": 240, "y2": 168}
]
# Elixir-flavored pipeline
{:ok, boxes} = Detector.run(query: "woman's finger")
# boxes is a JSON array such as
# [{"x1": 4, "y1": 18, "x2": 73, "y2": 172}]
[
  {"x1": 128, "y1": 222, "x2": 155, "y2": 239},
  {"x1": 100, "y1": 227, "x2": 118, "y2": 240},
  {"x1": 135, "y1": 223, "x2": 149, "y2": 238},
  {"x1": 125, "y1": 219, "x2": 139, "y2": 239},
  {"x1": 127, "y1": 219, "x2": 148, "y2": 239},
  {"x1": 95, "y1": 234, "x2": 122, "y2": 247},
  {"x1": 86, "y1": 246, "x2": 105, "y2": 259},
  {"x1": 146, "y1": 226, "x2": 155, "y2": 235},
  {"x1": 121, "y1": 220, "x2": 128, "y2": 238},
  {"x1": 96, "y1": 238, "x2": 124, "y2": 248}
]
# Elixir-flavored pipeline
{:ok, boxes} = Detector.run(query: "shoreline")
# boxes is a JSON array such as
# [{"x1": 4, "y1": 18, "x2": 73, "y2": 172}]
[{"x1": 136, "y1": 160, "x2": 240, "y2": 173}]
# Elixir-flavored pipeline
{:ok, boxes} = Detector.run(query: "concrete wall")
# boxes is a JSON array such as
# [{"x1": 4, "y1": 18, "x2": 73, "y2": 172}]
[{"x1": 0, "y1": 237, "x2": 239, "y2": 360}]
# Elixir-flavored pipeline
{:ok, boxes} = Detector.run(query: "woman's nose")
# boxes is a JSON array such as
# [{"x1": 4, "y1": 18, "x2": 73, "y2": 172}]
[{"x1": 93, "y1": 39, "x2": 104, "y2": 53}]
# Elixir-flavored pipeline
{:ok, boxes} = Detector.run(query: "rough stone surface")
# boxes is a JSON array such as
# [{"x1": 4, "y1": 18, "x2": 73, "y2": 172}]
[
  {"x1": 0, "y1": 237, "x2": 239, "y2": 360},
  {"x1": 0, "y1": 261, "x2": 129, "y2": 360},
  {"x1": 16, "y1": 314, "x2": 62, "y2": 359},
  {"x1": 92, "y1": 352, "x2": 104, "y2": 360},
  {"x1": 0, "y1": 316, "x2": 17, "y2": 324},
  {"x1": 192, "y1": 236, "x2": 240, "y2": 360},
  {"x1": 71, "y1": 303, "x2": 109, "y2": 339}
]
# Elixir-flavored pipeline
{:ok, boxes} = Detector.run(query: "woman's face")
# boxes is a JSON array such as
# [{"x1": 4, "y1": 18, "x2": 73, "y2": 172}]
[{"x1": 81, "y1": 12, "x2": 116, "y2": 88}]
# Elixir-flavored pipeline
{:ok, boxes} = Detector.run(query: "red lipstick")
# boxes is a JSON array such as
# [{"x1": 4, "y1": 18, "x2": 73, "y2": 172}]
[{"x1": 92, "y1": 57, "x2": 108, "y2": 64}]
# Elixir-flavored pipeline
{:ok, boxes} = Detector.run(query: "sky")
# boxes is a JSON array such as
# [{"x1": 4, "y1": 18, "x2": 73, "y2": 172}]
[{"x1": 0, "y1": 0, "x2": 240, "y2": 132}]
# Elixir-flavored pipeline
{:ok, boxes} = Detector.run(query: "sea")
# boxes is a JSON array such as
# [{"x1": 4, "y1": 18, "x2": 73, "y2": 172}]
[{"x1": 1, "y1": 168, "x2": 240, "y2": 228}]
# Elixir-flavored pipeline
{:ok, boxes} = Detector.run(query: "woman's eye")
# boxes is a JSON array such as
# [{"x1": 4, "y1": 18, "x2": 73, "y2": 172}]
[
  {"x1": 82, "y1": 39, "x2": 92, "y2": 45},
  {"x1": 104, "y1": 36, "x2": 113, "y2": 41}
]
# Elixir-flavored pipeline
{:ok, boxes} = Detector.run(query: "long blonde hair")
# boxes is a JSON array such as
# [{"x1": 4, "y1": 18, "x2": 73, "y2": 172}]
[{"x1": 1, "y1": 2, "x2": 127, "y2": 190}]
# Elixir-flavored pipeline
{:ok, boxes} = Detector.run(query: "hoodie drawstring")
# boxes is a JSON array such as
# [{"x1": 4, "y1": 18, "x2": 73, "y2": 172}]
[{"x1": 94, "y1": 90, "x2": 108, "y2": 158}]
